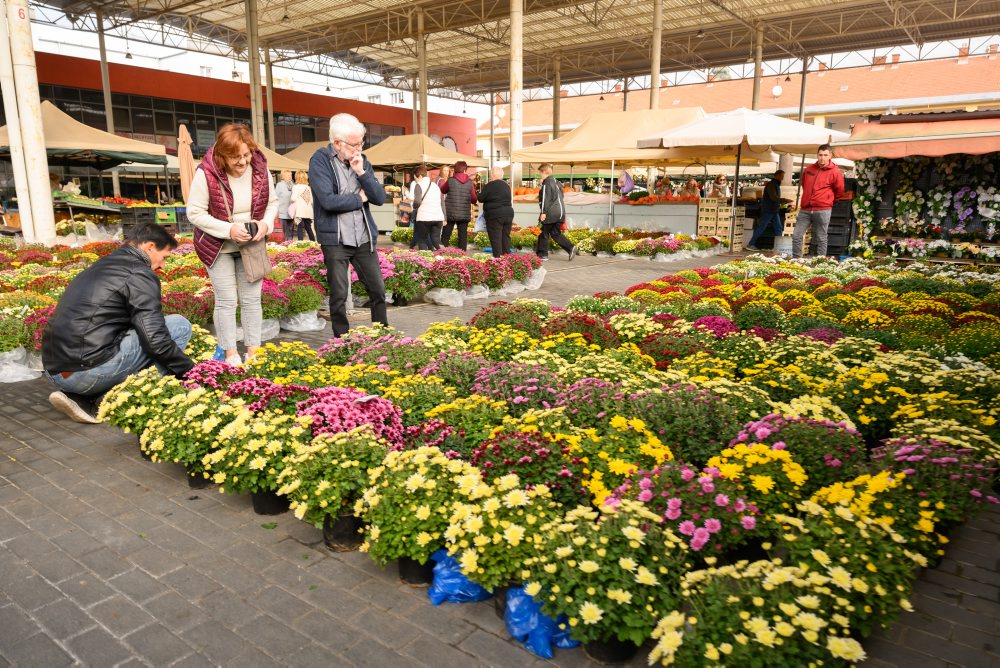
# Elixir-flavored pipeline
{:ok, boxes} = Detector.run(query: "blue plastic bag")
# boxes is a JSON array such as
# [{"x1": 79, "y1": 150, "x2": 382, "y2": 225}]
[
  {"x1": 212, "y1": 346, "x2": 226, "y2": 361},
  {"x1": 427, "y1": 550, "x2": 491, "y2": 605},
  {"x1": 504, "y1": 586, "x2": 579, "y2": 659}
]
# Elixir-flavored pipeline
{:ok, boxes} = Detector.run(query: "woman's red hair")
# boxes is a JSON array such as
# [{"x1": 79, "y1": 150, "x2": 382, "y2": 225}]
[{"x1": 212, "y1": 123, "x2": 258, "y2": 173}]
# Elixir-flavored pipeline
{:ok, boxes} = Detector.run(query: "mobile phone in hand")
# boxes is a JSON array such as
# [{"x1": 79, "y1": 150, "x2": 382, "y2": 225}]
[{"x1": 244, "y1": 222, "x2": 259, "y2": 238}]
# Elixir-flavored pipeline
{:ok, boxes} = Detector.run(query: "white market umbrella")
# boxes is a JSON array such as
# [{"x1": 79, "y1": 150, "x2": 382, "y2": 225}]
[{"x1": 638, "y1": 108, "x2": 850, "y2": 249}]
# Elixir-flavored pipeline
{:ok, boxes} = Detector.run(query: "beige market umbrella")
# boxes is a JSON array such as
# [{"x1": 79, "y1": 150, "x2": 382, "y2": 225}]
[{"x1": 178, "y1": 124, "x2": 196, "y2": 204}]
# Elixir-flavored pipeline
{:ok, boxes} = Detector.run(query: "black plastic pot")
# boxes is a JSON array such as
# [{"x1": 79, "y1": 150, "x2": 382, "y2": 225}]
[
  {"x1": 250, "y1": 490, "x2": 289, "y2": 515},
  {"x1": 397, "y1": 556, "x2": 434, "y2": 586},
  {"x1": 185, "y1": 465, "x2": 211, "y2": 489},
  {"x1": 322, "y1": 513, "x2": 364, "y2": 552},
  {"x1": 583, "y1": 637, "x2": 639, "y2": 665}
]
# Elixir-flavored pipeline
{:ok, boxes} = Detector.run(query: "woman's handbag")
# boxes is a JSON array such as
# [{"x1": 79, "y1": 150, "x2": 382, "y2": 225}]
[
  {"x1": 222, "y1": 191, "x2": 272, "y2": 283},
  {"x1": 240, "y1": 239, "x2": 272, "y2": 282}
]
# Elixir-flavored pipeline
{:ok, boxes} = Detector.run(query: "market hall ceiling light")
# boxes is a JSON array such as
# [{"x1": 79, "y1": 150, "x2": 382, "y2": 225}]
[
  {"x1": 696, "y1": 29, "x2": 705, "y2": 39},
  {"x1": 125, "y1": 49, "x2": 133, "y2": 60},
  {"x1": 784, "y1": 75, "x2": 791, "y2": 82}
]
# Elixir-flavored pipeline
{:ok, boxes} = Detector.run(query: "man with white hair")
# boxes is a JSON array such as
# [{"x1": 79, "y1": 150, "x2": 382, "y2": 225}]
[{"x1": 309, "y1": 113, "x2": 389, "y2": 336}]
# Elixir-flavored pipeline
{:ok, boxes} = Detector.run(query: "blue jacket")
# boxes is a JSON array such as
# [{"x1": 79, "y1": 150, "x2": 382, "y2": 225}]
[{"x1": 308, "y1": 144, "x2": 386, "y2": 246}]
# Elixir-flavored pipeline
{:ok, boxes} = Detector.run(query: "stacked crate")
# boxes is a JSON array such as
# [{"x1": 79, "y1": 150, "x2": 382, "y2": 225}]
[
  {"x1": 697, "y1": 198, "x2": 720, "y2": 236},
  {"x1": 697, "y1": 198, "x2": 744, "y2": 241}
]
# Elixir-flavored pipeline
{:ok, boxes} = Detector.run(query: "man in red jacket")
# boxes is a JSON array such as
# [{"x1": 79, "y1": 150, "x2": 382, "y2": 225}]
[{"x1": 792, "y1": 144, "x2": 844, "y2": 258}]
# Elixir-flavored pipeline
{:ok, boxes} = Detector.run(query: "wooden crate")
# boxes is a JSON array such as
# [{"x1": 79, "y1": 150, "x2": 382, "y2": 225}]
[{"x1": 698, "y1": 225, "x2": 717, "y2": 236}]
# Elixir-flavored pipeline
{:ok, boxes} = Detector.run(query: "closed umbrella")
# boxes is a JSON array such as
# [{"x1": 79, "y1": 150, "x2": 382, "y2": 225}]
[{"x1": 178, "y1": 124, "x2": 196, "y2": 204}]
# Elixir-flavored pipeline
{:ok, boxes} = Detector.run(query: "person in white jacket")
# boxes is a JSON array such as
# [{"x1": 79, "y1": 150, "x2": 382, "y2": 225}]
[
  {"x1": 290, "y1": 171, "x2": 315, "y2": 241},
  {"x1": 407, "y1": 164, "x2": 443, "y2": 250}
]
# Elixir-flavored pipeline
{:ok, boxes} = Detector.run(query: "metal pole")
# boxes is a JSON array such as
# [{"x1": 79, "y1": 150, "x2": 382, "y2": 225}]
[
  {"x1": 622, "y1": 79, "x2": 629, "y2": 111},
  {"x1": 265, "y1": 48, "x2": 275, "y2": 150},
  {"x1": 509, "y1": 0, "x2": 524, "y2": 189},
  {"x1": 729, "y1": 143, "x2": 742, "y2": 251},
  {"x1": 0, "y1": 0, "x2": 33, "y2": 237},
  {"x1": 552, "y1": 53, "x2": 561, "y2": 139},
  {"x1": 95, "y1": 11, "x2": 121, "y2": 197},
  {"x1": 6, "y1": 0, "x2": 55, "y2": 243},
  {"x1": 609, "y1": 158, "x2": 615, "y2": 228},
  {"x1": 488, "y1": 90, "x2": 495, "y2": 171},
  {"x1": 417, "y1": 9, "x2": 428, "y2": 135},
  {"x1": 751, "y1": 25, "x2": 763, "y2": 110},
  {"x1": 411, "y1": 74, "x2": 418, "y2": 133},
  {"x1": 245, "y1": 0, "x2": 265, "y2": 144},
  {"x1": 797, "y1": 56, "x2": 810, "y2": 123}
]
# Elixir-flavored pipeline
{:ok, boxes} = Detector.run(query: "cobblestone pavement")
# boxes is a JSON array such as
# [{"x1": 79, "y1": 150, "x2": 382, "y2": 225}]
[{"x1": 1, "y1": 249, "x2": 998, "y2": 667}]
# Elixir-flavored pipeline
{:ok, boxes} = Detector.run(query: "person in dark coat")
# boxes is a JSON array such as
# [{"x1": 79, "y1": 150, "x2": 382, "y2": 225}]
[
  {"x1": 477, "y1": 166, "x2": 515, "y2": 258},
  {"x1": 440, "y1": 160, "x2": 478, "y2": 251},
  {"x1": 42, "y1": 223, "x2": 194, "y2": 423},
  {"x1": 308, "y1": 113, "x2": 389, "y2": 337},
  {"x1": 535, "y1": 163, "x2": 577, "y2": 261},
  {"x1": 745, "y1": 169, "x2": 785, "y2": 251}
]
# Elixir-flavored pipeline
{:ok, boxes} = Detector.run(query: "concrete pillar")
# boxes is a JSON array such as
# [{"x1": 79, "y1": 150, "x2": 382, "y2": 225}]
[
  {"x1": 265, "y1": 48, "x2": 275, "y2": 150},
  {"x1": 509, "y1": 0, "x2": 524, "y2": 188},
  {"x1": 552, "y1": 53, "x2": 561, "y2": 139},
  {"x1": 0, "y1": 0, "x2": 33, "y2": 237},
  {"x1": 778, "y1": 154, "x2": 794, "y2": 186},
  {"x1": 5, "y1": 0, "x2": 55, "y2": 243},
  {"x1": 245, "y1": 0, "x2": 265, "y2": 144},
  {"x1": 751, "y1": 25, "x2": 763, "y2": 110},
  {"x1": 650, "y1": 0, "x2": 662, "y2": 110},
  {"x1": 95, "y1": 11, "x2": 121, "y2": 196},
  {"x1": 417, "y1": 9, "x2": 428, "y2": 136}
]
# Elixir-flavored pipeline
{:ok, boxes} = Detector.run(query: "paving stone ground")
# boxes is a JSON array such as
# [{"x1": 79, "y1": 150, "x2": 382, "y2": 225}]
[{"x1": 1, "y1": 247, "x2": 998, "y2": 667}]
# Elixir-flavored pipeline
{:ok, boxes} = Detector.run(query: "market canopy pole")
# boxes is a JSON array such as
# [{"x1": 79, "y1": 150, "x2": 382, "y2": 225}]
[
  {"x1": 411, "y1": 73, "x2": 418, "y2": 133},
  {"x1": 265, "y1": 48, "x2": 275, "y2": 150},
  {"x1": 0, "y1": 0, "x2": 33, "y2": 237},
  {"x1": 509, "y1": 0, "x2": 524, "y2": 189},
  {"x1": 245, "y1": 0, "x2": 265, "y2": 145},
  {"x1": 95, "y1": 10, "x2": 121, "y2": 197},
  {"x1": 552, "y1": 53, "x2": 561, "y2": 139},
  {"x1": 488, "y1": 89, "x2": 495, "y2": 171},
  {"x1": 5, "y1": 0, "x2": 55, "y2": 243},
  {"x1": 417, "y1": 9, "x2": 428, "y2": 135},
  {"x1": 751, "y1": 25, "x2": 763, "y2": 110}
]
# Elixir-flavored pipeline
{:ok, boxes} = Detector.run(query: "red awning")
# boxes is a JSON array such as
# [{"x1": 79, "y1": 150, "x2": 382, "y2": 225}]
[{"x1": 833, "y1": 118, "x2": 1000, "y2": 160}]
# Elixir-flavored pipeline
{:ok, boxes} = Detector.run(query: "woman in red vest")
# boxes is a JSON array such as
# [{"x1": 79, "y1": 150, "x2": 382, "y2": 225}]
[{"x1": 188, "y1": 123, "x2": 277, "y2": 366}]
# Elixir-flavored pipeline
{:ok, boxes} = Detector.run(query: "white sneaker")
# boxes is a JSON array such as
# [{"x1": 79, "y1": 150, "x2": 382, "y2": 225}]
[
  {"x1": 49, "y1": 391, "x2": 101, "y2": 424},
  {"x1": 225, "y1": 353, "x2": 243, "y2": 366}
]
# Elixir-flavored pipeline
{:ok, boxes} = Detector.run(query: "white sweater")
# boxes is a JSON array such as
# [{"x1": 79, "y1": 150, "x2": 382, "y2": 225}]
[
  {"x1": 188, "y1": 167, "x2": 278, "y2": 253},
  {"x1": 291, "y1": 183, "x2": 314, "y2": 220},
  {"x1": 408, "y1": 176, "x2": 444, "y2": 222}
]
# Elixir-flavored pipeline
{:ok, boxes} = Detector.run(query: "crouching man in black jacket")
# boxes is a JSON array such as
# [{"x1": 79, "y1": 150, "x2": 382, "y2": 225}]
[{"x1": 42, "y1": 223, "x2": 195, "y2": 423}]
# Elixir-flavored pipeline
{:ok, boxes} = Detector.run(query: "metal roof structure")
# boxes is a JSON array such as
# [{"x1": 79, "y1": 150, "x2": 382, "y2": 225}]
[{"x1": 40, "y1": 0, "x2": 1000, "y2": 100}]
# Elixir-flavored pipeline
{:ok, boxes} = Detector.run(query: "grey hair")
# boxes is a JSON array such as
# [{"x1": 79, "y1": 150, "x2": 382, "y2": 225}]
[
  {"x1": 490, "y1": 166, "x2": 505, "y2": 180},
  {"x1": 329, "y1": 113, "x2": 366, "y2": 142}
]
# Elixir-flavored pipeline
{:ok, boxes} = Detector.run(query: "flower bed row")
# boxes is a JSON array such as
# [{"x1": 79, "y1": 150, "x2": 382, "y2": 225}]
[
  {"x1": 389, "y1": 225, "x2": 725, "y2": 260},
  {"x1": 95, "y1": 255, "x2": 999, "y2": 664},
  {"x1": 850, "y1": 236, "x2": 1000, "y2": 262},
  {"x1": 0, "y1": 238, "x2": 546, "y2": 352}
]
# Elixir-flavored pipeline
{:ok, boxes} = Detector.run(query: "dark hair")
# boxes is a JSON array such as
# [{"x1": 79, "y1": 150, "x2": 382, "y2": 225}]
[
  {"x1": 413, "y1": 164, "x2": 428, "y2": 178},
  {"x1": 817, "y1": 144, "x2": 832, "y2": 152},
  {"x1": 774, "y1": 170, "x2": 785, "y2": 177},
  {"x1": 453, "y1": 161, "x2": 468, "y2": 174},
  {"x1": 125, "y1": 222, "x2": 178, "y2": 250},
  {"x1": 213, "y1": 123, "x2": 258, "y2": 173}
]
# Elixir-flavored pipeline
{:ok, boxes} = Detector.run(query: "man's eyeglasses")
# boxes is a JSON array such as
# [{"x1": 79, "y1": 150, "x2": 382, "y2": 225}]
[{"x1": 336, "y1": 139, "x2": 364, "y2": 150}]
